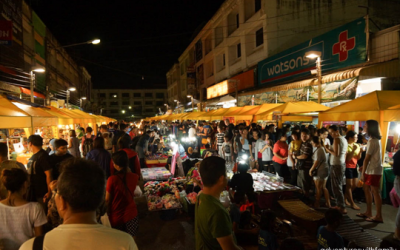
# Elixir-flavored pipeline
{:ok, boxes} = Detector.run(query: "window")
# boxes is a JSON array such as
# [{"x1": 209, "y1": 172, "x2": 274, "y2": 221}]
[
  {"x1": 255, "y1": 0, "x2": 261, "y2": 12},
  {"x1": 145, "y1": 93, "x2": 152, "y2": 98},
  {"x1": 156, "y1": 93, "x2": 164, "y2": 99},
  {"x1": 223, "y1": 54, "x2": 226, "y2": 66},
  {"x1": 256, "y1": 28, "x2": 264, "y2": 47},
  {"x1": 145, "y1": 108, "x2": 154, "y2": 113},
  {"x1": 99, "y1": 93, "x2": 106, "y2": 98},
  {"x1": 237, "y1": 43, "x2": 241, "y2": 58},
  {"x1": 122, "y1": 101, "x2": 130, "y2": 105},
  {"x1": 156, "y1": 101, "x2": 163, "y2": 106},
  {"x1": 236, "y1": 14, "x2": 239, "y2": 28},
  {"x1": 110, "y1": 101, "x2": 118, "y2": 106},
  {"x1": 133, "y1": 93, "x2": 141, "y2": 98},
  {"x1": 134, "y1": 101, "x2": 142, "y2": 105},
  {"x1": 145, "y1": 101, "x2": 153, "y2": 105},
  {"x1": 122, "y1": 93, "x2": 129, "y2": 98},
  {"x1": 110, "y1": 93, "x2": 117, "y2": 98},
  {"x1": 110, "y1": 110, "x2": 118, "y2": 114}
]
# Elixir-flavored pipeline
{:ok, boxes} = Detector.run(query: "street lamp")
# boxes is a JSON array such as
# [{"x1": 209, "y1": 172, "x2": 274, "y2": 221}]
[
  {"x1": 80, "y1": 97, "x2": 86, "y2": 109},
  {"x1": 122, "y1": 110, "x2": 126, "y2": 114},
  {"x1": 30, "y1": 66, "x2": 46, "y2": 103},
  {"x1": 128, "y1": 106, "x2": 132, "y2": 109},
  {"x1": 61, "y1": 39, "x2": 101, "y2": 48},
  {"x1": 174, "y1": 100, "x2": 181, "y2": 113},
  {"x1": 66, "y1": 87, "x2": 76, "y2": 108},
  {"x1": 187, "y1": 95, "x2": 194, "y2": 111},
  {"x1": 305, "y1": 51, "x2": 322, "y2": 103}
]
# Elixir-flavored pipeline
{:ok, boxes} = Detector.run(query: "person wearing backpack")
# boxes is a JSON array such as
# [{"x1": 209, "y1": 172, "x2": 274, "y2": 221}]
[
  {"x1": 81, "y1": 127, "x2": 95, "y2": 157},
  {"x1": 86, "y1": 137, "x2": 112, "y2": 179}
]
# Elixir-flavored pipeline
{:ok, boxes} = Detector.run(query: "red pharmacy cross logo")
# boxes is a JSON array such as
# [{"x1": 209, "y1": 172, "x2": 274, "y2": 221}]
[{"x1": 332, "y1": 30, "x2": 355, "y2": 62}]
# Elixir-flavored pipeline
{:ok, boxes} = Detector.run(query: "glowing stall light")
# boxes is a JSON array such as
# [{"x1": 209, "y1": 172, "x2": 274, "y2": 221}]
[
  {"x1": 58, "y1": 125, "x2": 63, "y2": 128},
  {"x1": 396, "y1": 124, "x2": 400, "y2": 135}
]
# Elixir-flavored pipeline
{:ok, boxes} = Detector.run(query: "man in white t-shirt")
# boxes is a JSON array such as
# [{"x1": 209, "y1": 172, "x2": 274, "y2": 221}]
[
  {"x1": 188, "y1": 124, "x2": 197, "y2": 139},
  {"x1": 20, "y1": 158, "x2": 138, "y2": 250}
]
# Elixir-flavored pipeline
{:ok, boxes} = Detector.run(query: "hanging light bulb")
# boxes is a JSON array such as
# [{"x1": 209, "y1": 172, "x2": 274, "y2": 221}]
[{"x1": 142, "y1": 76, "x2": 144, "y2": 80}]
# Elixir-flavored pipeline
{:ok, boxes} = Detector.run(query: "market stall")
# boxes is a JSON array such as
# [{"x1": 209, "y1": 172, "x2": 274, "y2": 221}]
[
  {"x1": 0, "y1": 95, "x2": 32, "y2": 164},
  {"x1": 255, "y1": 101, "x2": 329, "y2": 127},
  {"x1": 11, "y1": 102, "x2": 58, "y2": 149},
  {"x1": 232, "y1": 104, "x2": 282, "y2": 124},
  {"x1": 184, "y1": 111, "x2": 206, "y2": 121},
  {"x1": 318, "y1": 91, "x2": 400, "y2": 199}
]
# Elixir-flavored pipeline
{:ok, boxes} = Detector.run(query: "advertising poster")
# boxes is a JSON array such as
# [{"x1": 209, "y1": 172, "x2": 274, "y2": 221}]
[
  {"x1": 277, "y1": 87, "x2": 308, "y2": 102},
  {"x1": 309, "y1": 77, "x2": 358, "y2": 103},
  {"x1": 238, "y1": 92, "x2": 278, "y2": 107}
]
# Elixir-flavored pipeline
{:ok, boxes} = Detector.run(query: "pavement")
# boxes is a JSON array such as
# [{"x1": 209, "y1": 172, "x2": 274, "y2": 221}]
[{"x1": 133, "y1": 195, "x2": 399, "y2": 250}]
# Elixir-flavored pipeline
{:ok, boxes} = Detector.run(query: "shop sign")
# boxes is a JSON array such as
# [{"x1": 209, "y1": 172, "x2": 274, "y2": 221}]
[
  {"x1": 258, "y1": 17, "x2": 366, "y2": 86},
  {"x1": 0, "y1": 20, "x2": 12, "y2": 45},
  {"x1": 207, "y1": 69, "x2": 255, "y2": 99},
  {"x1": 309, "y1": 77, "x2": 358, "y2": 103}
]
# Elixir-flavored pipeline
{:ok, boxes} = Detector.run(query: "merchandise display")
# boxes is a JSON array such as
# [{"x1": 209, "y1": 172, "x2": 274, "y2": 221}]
[
  {"x1": 141, "y1": 167, "x2": 172, "y2": 181},
  {"x1": 144, "y1": 178, "x2": 187, "y2": 211},
  {"x1": 251, "y1": 172, "x2": 300, "y2": 193}
]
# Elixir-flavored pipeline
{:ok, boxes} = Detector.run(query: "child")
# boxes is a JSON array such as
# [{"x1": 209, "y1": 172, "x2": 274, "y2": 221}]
[
  {"x1": 222, "y1": 135, "x2": 233, "y2": 162},
  {"x1": 317, "y1": 209, "x2": 345, "y2": 250},
  {"x1": 230, "y1": 191, "x2": 258, "y2": 243},
  {"x1": 258, "y1": 210, "x2": 278, "y2": 250}
]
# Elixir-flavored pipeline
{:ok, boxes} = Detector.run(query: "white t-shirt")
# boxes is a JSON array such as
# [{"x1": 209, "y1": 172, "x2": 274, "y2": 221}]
[
  {"x1": 20, "y1": 224, "x2": 138, "y2": 250},
  {"x1": 0, "y1": 202, "x2": 47, "y2": 250},
  {"x1": 365, "y1": 138, "x2": 383, "y2": 175},
  {"x1": 188, "y1": 128, "x2": 197, "y2": 138}
]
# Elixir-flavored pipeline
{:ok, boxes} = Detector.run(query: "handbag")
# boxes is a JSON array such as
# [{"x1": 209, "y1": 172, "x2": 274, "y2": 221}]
[{"x1": 311, "y1": 148, "x2": 322, "y2": 176}]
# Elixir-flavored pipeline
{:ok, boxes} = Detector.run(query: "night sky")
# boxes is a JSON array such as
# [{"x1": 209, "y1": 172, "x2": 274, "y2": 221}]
[{"x1": 30, "y1": 0, "x2": 225, "y2": 89}]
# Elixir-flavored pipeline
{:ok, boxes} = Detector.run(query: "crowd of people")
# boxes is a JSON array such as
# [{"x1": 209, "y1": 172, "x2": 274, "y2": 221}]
[{"x1": 0, "y1": 117, "x2": 395, "y2": 249}]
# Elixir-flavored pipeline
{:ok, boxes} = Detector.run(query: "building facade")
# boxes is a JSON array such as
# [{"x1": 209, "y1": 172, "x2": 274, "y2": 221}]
[
  {"x1": 92, "y1": 89, "x2": 167, "y2": 120},
  {"x1": 0, "y1": 0, "x2": 93, "y2": 109},
  {"x1": 167, "y1": 0, "x2": 400, "y2": 109}
]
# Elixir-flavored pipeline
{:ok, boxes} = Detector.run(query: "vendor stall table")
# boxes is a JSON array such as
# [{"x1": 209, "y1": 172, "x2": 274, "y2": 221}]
[
  {"x1": 16, "y1": 153, "x2": 32, "y2": 166},
  {"x1": 145, "y1": 157, "x2": 168, "y2": 168},
  {"x1": 141, "y1": 167, "x2": 171, "y2": 181}
]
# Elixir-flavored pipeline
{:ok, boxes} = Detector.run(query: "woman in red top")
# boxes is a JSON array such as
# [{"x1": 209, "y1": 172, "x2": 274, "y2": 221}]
[
  {"x1": 106, "y1": 150, "x2": 139, "y2": 239},
  {"x1": 272, "y1": 134, "x2": 288, "y2": 178}
]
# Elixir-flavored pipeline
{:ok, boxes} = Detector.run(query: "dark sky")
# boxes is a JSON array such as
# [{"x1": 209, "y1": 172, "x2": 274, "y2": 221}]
[{"x1": 30, "y1": 0, "x2": 225, "y2": 89}]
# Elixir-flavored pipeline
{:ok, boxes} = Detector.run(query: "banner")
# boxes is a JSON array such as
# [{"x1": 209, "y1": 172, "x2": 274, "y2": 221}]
[
  {"x1": 0, "y1": 0, "x2": 23, "y2": 68},
  {"x1": 277, "y1": 87, "x2": 308, "y2": 102},
  {"x1": 309, "y1": 77, "x2": 358, "y2": 103},
  {"x1": 258, "y1": 17, "x2": 366, "y2": 86},
  {"x1": 0, "y1": 20, "x2": 12, "y2": 45},
  {"x1": 238, "y1": 91, "x2": 278, "y2": 107}
]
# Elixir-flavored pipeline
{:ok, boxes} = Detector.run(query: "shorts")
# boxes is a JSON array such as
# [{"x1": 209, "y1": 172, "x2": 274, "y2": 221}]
[
  {"x1": 364, "y1": 174, "x2": 381, "y2": 187},
  {"x1": 345, "y1": 168, "x2": 358, "y2": 179},
  {"x1": 113, "y1": 216, "x2": 139, "y2": 237}
]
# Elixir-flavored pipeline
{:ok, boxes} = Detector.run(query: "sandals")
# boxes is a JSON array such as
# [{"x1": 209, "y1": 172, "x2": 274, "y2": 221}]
[
  {"x1": 365, "y1": 217, "x2": 383, "y2": 223},
  {"x1": 356, "y1": 213, "x2": 369, "y2": 218}
]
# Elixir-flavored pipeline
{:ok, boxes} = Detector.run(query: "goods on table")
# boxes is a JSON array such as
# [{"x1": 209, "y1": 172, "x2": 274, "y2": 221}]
[
  {"x1": 251, "y1": 172, "x2": 300, "y2": 192},
  {"x1": 141, "y1": 167, "x2": 172, "y2": 181},
  {"x1": 144, "y1": 177, "x2": 187, "y2": 211},
  {"x1": 147, "y1": 154, "x2": 169, "y2": 163},
  {"x1": 186, "y1": 192, "x2": 197, "y2": 204}
]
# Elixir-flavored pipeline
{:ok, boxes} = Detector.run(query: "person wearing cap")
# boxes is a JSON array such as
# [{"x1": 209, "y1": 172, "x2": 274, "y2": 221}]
[{"x1": 26, "y1": 135, "x2": 52, "y2": 208}]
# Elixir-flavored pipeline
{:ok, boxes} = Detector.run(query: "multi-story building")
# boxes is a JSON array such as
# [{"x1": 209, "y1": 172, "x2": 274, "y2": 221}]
[
  {"x1": 92, "y1": 88, "x2": 167, "y2": 120},
  {"x1": 167, "y1": 0, "x2": 400, "y2": 108},
  {"x1": 0, "y1": 0, "x2": 92, "y2": 108}
]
